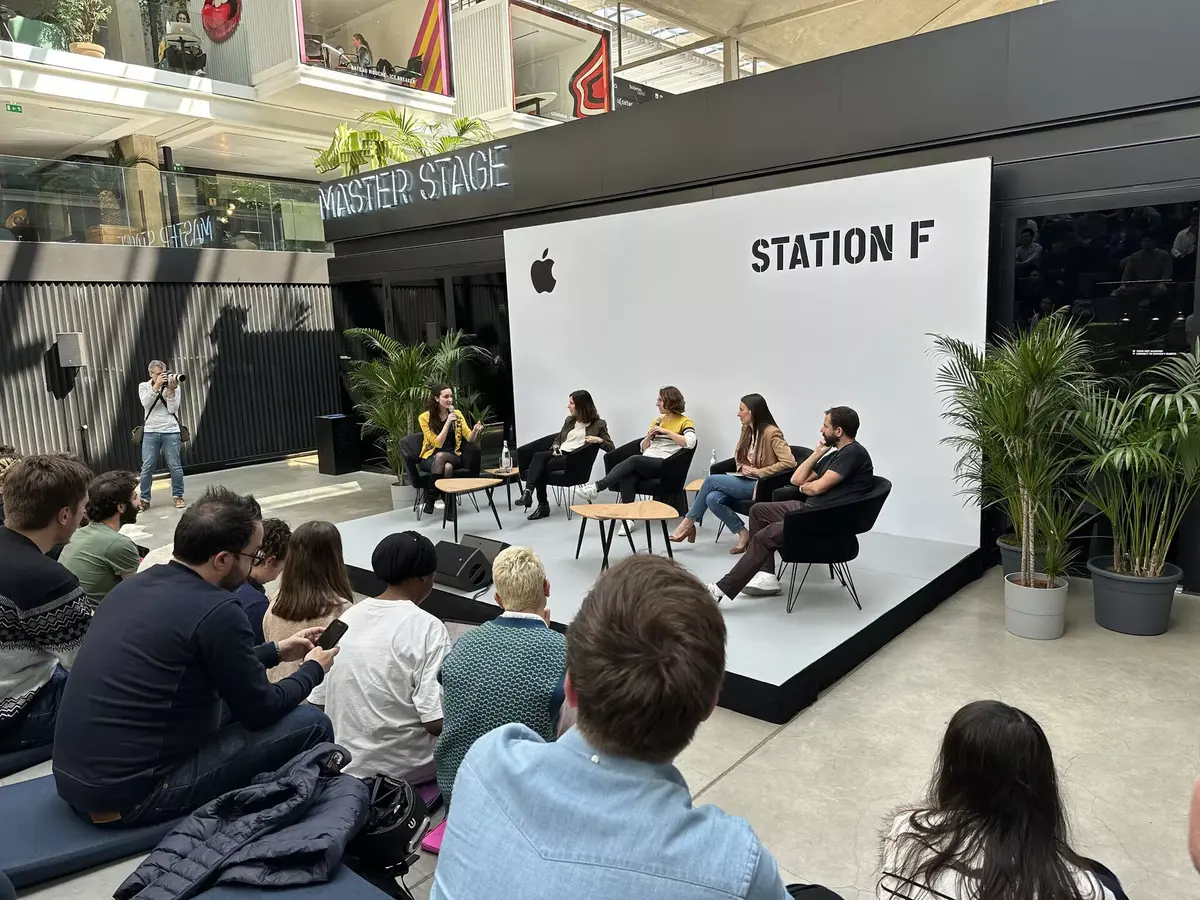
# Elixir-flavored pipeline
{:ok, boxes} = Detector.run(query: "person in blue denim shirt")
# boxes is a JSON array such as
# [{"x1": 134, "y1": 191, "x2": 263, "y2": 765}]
[{"x1": 431, "y1": 554, "x2": 842, "y2": 900}]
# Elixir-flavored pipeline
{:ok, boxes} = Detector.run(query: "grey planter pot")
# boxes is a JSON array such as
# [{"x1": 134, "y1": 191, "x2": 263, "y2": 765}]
[
  {"x1": 997, "y1": 537, "x2": 1045, "y2": 577},
  {"x1": 1004, "y1": 573, "x2": 1068, "y2": 640},
  {"x1": 1087, "y1": 555, "x2": 1181, "y2": 636}
]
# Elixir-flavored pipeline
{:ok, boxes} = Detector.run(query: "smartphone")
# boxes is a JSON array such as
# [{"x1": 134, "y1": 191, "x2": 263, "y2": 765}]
[{"x1": 316, "y1": 619, "x2": 349, "y2": 651}]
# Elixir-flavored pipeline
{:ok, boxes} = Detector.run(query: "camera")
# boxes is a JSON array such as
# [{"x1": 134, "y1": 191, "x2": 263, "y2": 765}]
[{"x1": 164, "y1": 372, "x2": 188, "y2": 383}]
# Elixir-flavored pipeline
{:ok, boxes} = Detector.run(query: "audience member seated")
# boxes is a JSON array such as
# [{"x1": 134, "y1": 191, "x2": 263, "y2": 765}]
[
  {"x1": 707, "y1": 406, "x2": 873, "y2": 603},
  {"x1": 418, "y1": 385, "x2": 484, "y2": 515},
  {"x1": 234, "y1": 517, "x2": 290, "y2": 644},
  {"x1": 577, "y1": 385, "x2": 697, "y2": 504},
  {"x1": 670, "y1": 393, "x2": 795, "y2": 553},
  {"x1": 59, "y1": 470, "x2": 141, "y2": 607},
  {"x1": 519, "y1": 389, "x2": 614, "y2": 520},
  {"x1": 879, "y1": 700, "x2": 1125, "y2": 900},
  {"x1": 0, "y1": 455, "x2": 93, "y2": 755},
  {"x1": 0, "y1": 444, "x2": 19, "y2": 525},
  {"x1": 263, "y1": 520, "x2": 353, "y2": 681},
  {"x1": 52, "y1": 486, "x2": 338, "y2": 828},
  {"x1": 1115, "y1": 234, "x2": 1172, "y2": 297},
  {"x1": 432, "y1": 555, "x2": 835, "y2": 900},
  {"x1": 435, "y1": 546, "x2": 566, "y2": 807},
  {"x1": 310, "y1": 532, "x2": 451, "y2": 785}
]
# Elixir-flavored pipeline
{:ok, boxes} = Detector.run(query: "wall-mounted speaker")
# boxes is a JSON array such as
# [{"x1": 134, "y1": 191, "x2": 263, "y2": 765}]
[{"x1": 56, "y1": 332, "x2": 85, "y2": 367}]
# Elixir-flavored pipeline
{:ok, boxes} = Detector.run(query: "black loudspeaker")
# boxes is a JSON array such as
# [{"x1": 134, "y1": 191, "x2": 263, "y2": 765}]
[
  {"x1": 434, "y1": 540, "x2": 492, "y2": 592},
  {"x1": 315, "y1": 414, "x2": 362, "y2": 476},
  {"x1": 460, "y1": 533, "x2": 510, "y2": 566}
]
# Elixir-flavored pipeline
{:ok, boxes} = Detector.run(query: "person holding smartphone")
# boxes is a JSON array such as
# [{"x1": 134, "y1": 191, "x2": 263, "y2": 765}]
[
  {"x1": 137, "y1": 360, "x2": 186, "y2": 511},
  {"x1": 418, "y1": 385, "x2": 484, "y2": 515}
]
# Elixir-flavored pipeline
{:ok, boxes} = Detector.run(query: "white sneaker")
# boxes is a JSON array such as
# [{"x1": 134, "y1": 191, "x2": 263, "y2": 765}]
[
  {"x1": 576, "y1": 482, "x2": 599, "y2": 503},
  {"x1": 706, "y1": 582, "x2": 730, "y2": 604},
  {"x1": 742, "y1": 572, "x2": 782, "y2": 596},
  {"x1": 434, "y1": 500, "x2": 445, "y2": 510}
]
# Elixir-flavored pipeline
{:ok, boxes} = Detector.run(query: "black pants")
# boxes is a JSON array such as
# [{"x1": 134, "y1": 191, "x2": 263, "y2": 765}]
[
  {"x1": 597, "y1": 455, "x2": 664, "y2": 503},
  {"x1": 787, "y1": 886, "x2": 844, "y2": 900},
  {"x1": 526, "y1": 451, "x2": 569, "y2": 503}
]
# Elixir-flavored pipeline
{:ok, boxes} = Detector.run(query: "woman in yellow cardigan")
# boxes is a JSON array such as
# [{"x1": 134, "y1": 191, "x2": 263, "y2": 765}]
[
  {"x1": 418, "y1": 384, "x2": 483, "y2": 514},
  {"x1": 668, "y1": 393, "x2": 795, "y2": 553}
]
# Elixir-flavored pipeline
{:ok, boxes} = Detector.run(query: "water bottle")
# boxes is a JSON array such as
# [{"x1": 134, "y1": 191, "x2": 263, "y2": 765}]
[
  {"x1": 501, "y1": 440, "x2": 512, "y2": 474},
  {"x1": 710, "y1": 449, "x2": 717, "y2": 469}
]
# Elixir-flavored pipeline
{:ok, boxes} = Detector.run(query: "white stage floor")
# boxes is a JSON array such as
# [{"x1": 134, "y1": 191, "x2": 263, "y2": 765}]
[{"x1": 336, "y1": 498, "x2": 979, "y2": 720}]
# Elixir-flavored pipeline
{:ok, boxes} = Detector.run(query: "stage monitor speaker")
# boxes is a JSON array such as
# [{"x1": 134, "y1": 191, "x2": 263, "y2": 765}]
[
  {"x1": 434, "y1": 540, "x2": 491, "y2": 592},
  {"x1": 56, "y1": 332, "x2": 85, "y2": 367},
  {"x1": 460, "y1": 534, "x2": 510, "y2": 566},
  {"x1": 314, "y1": 414, "x2": 361, "y2": 476}
]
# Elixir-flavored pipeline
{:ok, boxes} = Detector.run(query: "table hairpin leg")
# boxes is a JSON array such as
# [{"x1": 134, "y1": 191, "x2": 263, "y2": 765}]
[
  {"x1": 576, "y1": 514, "x2": 588, "y2": 559},
  {"x1": 660, "y1": 520, "x2": 674, "y2": 559},
  {"x1": 486, "y1": 488, "x2": 503, "y2": 530},
  {"x1": 599, "y1": 518, "x2": 617, "y2": 572}
]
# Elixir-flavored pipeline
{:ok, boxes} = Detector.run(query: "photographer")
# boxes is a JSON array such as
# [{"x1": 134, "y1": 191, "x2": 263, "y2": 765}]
[{"x1": 137, "y1": 360, "x2": 186, "y2": 510}]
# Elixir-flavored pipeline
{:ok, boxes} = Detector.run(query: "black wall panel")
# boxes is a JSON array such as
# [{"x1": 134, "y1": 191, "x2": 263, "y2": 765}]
[{"x1": 0, "y1": 281, "x2": 338, "y2": 474}]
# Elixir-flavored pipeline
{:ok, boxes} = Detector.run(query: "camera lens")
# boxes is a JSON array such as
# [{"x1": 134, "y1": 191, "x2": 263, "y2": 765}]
[{"x1": 175, "y1": 373, "x2": 188, "y2": 383}]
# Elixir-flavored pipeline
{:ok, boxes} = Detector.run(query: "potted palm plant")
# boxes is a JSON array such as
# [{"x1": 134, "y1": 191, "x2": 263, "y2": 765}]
[
  {"x1": 932, "y1": 315, "x2": 1098, "y2": 639},
  {"x1": 1075, "y1": 344, "x2": 1200, "y2": 635},
  {"x1": 313, "y1": 109, "x2": 493, "y2": 176},
  {"x1": 344, "y1": 328, "x2": 495, "y2": 510},
  {"x1": 55, "y1": 0, "x2": 111, "y2": 56}
]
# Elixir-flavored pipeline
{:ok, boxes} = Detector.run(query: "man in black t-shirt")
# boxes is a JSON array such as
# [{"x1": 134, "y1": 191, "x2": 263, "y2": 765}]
[{"x1": 708, "y1": 407, "x2": 874, "y2": 603}]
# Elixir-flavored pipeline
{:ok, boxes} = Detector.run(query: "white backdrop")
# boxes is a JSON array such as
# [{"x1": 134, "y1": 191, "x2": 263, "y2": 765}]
[{"x1": 503, "y1": 158, "x2": 991, "y2": 545}]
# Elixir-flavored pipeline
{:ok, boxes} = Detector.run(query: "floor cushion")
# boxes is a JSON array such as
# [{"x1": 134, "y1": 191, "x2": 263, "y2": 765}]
[{"x1": 0, "y1": 775, "x2": 176, "y2": 888}]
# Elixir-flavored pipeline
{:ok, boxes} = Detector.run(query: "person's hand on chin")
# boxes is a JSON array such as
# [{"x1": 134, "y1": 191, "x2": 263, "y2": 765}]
[{"x1": 278, "y1": 626, "x2": 325, "y2": 661}]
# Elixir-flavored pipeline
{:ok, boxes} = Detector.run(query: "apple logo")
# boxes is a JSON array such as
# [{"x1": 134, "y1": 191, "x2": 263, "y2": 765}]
[{"x1": 530, "y1": 248, "x2": 556, "y2": 294}]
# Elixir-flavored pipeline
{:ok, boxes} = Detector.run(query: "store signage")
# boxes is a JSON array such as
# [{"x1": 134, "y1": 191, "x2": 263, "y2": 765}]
[
  {"x1": 749, "y1": 220, "x2": 936, "y2": 272},
  {"x1": 614, "y1": 77, "x2": 670, "y2": 109},
  {"x1": 319, "y1": 144, "x2": 511, "y2": 220},
  {"x1": 119, "y1": 214, "x2": 215, "y2": 248}
]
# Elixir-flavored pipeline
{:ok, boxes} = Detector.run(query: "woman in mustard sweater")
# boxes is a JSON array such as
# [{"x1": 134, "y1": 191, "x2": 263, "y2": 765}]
[
  {"x1": 668, "y1": 393, "x2": 795, "y2": 553},
  {"x1": 418, "y1": 384, "x2": 483, "y2": 514},
  {"x1": 577, "y1": 385, "x2": 697, "y2": 504}
]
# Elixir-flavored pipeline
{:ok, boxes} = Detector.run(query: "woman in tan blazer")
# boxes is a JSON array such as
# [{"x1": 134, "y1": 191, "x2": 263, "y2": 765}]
[{"x1": 669, "y1": 393, "x2": 796, "y2": 553}]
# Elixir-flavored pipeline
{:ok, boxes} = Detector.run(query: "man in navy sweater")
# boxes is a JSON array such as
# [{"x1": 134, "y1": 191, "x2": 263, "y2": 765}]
[{"x1": 53, "y1": 486, "x2": 339, "y2": 828}]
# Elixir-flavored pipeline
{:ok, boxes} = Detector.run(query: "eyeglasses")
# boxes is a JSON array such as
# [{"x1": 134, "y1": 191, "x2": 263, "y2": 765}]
[{"x1": 234, "y1": 549, "x2": 267, "y2": 566}]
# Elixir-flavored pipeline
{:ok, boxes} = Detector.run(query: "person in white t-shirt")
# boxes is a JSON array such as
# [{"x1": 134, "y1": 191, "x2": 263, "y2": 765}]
[
  {"x1": 309, "y1": 530, "x2": 450, "y2": 785},
  {"x1": 137, "y1": 360, "x2": 186, "y2": 511},
  {"x1": 878, "y1": 700, "x2": 1124, "y2": 900}
]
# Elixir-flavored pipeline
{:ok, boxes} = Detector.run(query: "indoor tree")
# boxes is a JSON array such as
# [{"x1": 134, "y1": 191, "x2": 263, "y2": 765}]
[
  {"x1": 55, "y1": 0, "x2": 112, "y2": 46},
  {"x1": 313, "y1": 109, "x2": 493, "y2": 177},
  {"x1": 931, "y1": 314, "x2": 1099, "y2": 587},
  {"x1": 1075, "y1": 343, "x2": 1200, "y2": 578},
  {"x1": 344, "y1": 328, "x2": 495, "y2": 479}
]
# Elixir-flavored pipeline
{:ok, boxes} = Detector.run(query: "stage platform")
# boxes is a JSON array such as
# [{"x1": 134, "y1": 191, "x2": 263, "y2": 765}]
[{"x1": 336, "y1": 501, "x2": 984, "y2": 724}]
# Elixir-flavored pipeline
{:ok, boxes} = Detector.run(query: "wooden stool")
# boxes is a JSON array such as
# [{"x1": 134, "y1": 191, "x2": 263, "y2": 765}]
[
  {"x1": 483, "y1": 467, "x2": 523, "y2": 510},
  {"x1": 569, "y1": 500, "x2": 679, "y2": 572}
]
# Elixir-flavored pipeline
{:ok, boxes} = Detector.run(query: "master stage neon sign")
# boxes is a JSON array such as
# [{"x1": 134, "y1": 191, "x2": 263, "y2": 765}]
[{"x1": 319, "y1": 144, "x2": 510, "y2": 220}]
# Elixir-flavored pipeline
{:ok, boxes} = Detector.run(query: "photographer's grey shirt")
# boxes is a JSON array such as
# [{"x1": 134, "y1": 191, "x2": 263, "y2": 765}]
[{"x1": 138, "y1": 381, "x2": 181, "y2": 434}]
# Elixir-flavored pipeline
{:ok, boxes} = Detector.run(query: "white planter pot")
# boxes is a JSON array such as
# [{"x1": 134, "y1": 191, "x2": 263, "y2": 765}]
[
  {"x1": 390, "y1": 481, "x2": 417, "y2": 511},
  {"x1": 1004, "y1": 573, "x2": 1068, "y2": 640}
]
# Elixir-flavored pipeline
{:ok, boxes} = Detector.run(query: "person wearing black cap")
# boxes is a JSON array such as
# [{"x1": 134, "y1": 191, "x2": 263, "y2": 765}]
[{"x1": 309, "y1": 531, "x2": 451, "y2": 785}]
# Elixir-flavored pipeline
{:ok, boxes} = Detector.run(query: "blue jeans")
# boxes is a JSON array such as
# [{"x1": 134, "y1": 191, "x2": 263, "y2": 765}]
[
  {"x1": 0, "y1": 665, "x2": 68, "y2": 752},
  {"x1": 117, "y1": 704, "x2": 333, "y2": 827},
  {"x1": 686, "y1": 474, "x2": 756, "y2": 533},
  {"x1": 140, "y1": 431, "x2": 184, "y2": 502}
]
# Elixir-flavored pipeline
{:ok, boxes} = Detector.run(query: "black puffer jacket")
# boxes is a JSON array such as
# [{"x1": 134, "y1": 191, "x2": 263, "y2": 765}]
[{"x1": 114, "y1": 744, "x2": 370, "y2": 900}]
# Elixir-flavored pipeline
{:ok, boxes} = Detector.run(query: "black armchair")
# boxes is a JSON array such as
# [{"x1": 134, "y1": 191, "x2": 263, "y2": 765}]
[
  {"x1": 707, "y1": 444, "x2": 810, "y2": 542},
  {"x1": 399, "y1": 432, "x2": 481, "y2": 520},
  {"x1": 516, "y1": 433, "x2": 602, "y2": 520},
  {"x1": 602, "y1": 438, "x2": 697, "y2": 516},
  {"x1": 777, "y1": 476, "x2": 892, "y2": 613}
]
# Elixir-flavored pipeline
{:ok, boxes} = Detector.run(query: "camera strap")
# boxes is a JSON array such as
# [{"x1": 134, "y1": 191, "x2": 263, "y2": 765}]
[{"x1": 144, "y1": 387, "x2": 185, "y2": 430}]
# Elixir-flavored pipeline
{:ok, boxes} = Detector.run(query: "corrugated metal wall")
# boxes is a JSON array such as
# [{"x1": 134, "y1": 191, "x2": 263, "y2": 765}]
[
  {"x1": 0, "y1": 281, "x2": 338, "y2": 473},
  {"x1": 450, "y1": 0, "x2": 511, "y2": 118}
]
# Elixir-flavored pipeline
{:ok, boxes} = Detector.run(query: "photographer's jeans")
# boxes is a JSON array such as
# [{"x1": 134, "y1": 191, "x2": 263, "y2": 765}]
[{"x1": 141, "y1": 431, "x2": 185, "y2": 502}]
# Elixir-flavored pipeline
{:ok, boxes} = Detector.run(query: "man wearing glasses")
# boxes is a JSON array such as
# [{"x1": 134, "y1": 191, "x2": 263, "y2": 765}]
[{"x1": 53, "y1": 487, "x2": 340, "y2": 828}]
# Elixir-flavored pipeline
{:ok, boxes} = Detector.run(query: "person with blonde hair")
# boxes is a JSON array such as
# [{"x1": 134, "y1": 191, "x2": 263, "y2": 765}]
[
  {"x1": 435, "y1": 546, "x2": 567, "y2": 810},
  {"x1": 262, "y1": 521, "x2": 353, "y2": 682}
]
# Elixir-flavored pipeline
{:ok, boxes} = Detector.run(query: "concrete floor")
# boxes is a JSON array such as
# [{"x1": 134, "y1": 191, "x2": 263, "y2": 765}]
[{"x1": 10, "y1": 459, "x2": 1199, "y2": 898}]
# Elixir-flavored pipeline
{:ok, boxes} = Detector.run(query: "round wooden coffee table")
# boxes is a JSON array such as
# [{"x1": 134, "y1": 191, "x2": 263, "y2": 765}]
[
  {"x1": 436, "y1": 477, "x2": 503, "y2": 542},
  {"x1": 483, "y1": 467, "x2": 523, "y2": 510},
  {"x1": 685, "y1": 478, "x2": 705, "y2": 493},
  {"x1": 569, "y1": 500, "x2": 680, "y2": 571}
]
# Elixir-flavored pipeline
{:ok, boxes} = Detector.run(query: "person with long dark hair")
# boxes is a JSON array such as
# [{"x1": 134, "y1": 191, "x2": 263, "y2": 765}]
[
  {"x1": 519, "y1": 390, "x2": 614, "y2": 521},
  {"x1": 669, "y1": 394, "x2": 794, "y2": 553},
  {"x1": 262, "y1": 521, "x2": 354, "y2": 682},
  {"x1": 418, "y1": 384, "x2": 483, "y2": 515},
  {"x1": 878, "y1": 700, "x2": 1123, "y2": 900}
]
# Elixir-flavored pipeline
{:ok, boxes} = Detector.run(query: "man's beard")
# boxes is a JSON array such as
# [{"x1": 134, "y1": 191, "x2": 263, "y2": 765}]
[
  {"x1": 823, "y1": 433, "x2": 838, "y2": 447},
  {"x1": 119, "y1": 504, "x2": 139, "y2": 526},
  {"x1": 219, "y1": 568, "x2": 248, "y2": 591}
]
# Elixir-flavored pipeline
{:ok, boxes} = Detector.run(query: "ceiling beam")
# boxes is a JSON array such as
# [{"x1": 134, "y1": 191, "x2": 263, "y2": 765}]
[
  {"x1": 732, "y1": 0, "x2": 870, "y2": 36},
  {"x1": 614, "y1": 33, "x2": 721, "y2": 72},
  {"x1": 621, "y1": 0, "x2": 791, "y2": 67},
  {"x1": 57, "y1": 114, "x2": 164, "y2": 159}
]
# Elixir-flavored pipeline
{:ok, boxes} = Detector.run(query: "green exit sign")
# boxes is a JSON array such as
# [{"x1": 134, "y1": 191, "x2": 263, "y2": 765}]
[{"x1": 4, "y1": 103, "x2": 22, "y2": 113}]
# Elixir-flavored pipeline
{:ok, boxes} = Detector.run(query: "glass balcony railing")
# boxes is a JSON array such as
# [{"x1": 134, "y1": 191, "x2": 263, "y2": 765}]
[
  {"x1": 0, "y1": 154, "x2": 329, "y2": 252},
  {"x1": 0, "y1": 0, "x2": 250, "y2": 85}
]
